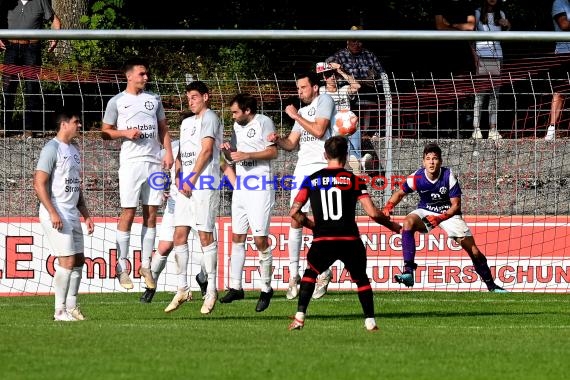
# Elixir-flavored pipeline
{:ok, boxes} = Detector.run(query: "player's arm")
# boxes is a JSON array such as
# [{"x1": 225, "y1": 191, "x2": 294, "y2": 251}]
[
  {"x1": 220, "y1": 160, "x2": 237, "y2": 187},
  {"x1": 424, "y1": 197, "x2": 461, "y2": 228},
  {"x1": 158, "y1": 118, "x2": 174, "y2": 170},
  {"x1": 33, "y1": 170, "x2": 62, "y2": 231},
  {"x1": 77, "y1": 191, "x2": 94, "y2": 235},
  {"x1": 286, "y1": 106, "x2": 329, "y2": 139},
  {"x1": 359, "y1": 196, "x2": 401, "y2": 233},
  {"x1": 289, "y1": 201, "x2": 315, "y2": 230},
  {"x1": 381, "y1": 188, "x2": 407, "y2": 217},
  {"x1": 187, "y1": 136, "x2": 214, "y2": 188},
  {"x1": 101, "y1": 123, "x2": 140, "y2": 141},
  {"x1": 231, "y1": 145, "x2": 278, "y2": 162},
  {"x1": 267, "y1": 131, "x2": 300, "y2": 152}
]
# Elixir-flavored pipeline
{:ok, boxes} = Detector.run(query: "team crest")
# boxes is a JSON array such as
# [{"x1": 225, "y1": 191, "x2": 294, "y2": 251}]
[
  {"x1": 74, "y1": 154, "x2": 80, "y2": 164},
  {"x1": 191, "y1": 125, "x2": 197, "y2": 136},
  {"x1": 439, "y1": 187, "x2": 448, "y2": 194},
  {"x1": 308, "y1": 107, "x2": 316, "y2": 117},
  {"x1": 247, "y1": 128, "x2": 256, "y2": 138},
  {"x1": 144, "y1": 101, "x2": 155, "y2": 111}
]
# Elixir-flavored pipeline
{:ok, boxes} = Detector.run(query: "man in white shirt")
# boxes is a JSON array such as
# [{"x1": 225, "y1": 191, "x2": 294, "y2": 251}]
[
  {"x1": 164, "y1": 81, "x2": 223, "y2": 315},
  {"x1": 101, "y1": 57, "x2": 174, "y2": 292},
  {"x1": 34, "y1": 109, "x2": 94, "y2": 321},
  {"x1": 219, "y1": 93, "x2": 278, "y2": 312},
  {"x1": 268, "y1": 71, "x2": 336, "y2": 300}
]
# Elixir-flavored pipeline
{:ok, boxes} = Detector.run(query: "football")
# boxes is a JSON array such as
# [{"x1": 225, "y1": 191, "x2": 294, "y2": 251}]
[{"x1": 333, "y1": 109, "x2": 359, "y2": 136}]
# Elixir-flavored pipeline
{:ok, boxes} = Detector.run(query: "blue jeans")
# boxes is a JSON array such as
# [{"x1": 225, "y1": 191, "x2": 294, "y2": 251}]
[{"x1": 2, "y1": 42, "x2": 42, "y2": 133}]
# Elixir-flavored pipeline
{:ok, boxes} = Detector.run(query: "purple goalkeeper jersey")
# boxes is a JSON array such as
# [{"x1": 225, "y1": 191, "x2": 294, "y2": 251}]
[{"x1": 401, "y1": 167, "x2": 462, "y2": 214}]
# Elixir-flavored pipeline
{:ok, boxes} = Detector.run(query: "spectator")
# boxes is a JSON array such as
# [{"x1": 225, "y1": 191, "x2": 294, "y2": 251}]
[
  {"x1": 326, "y1": 26, "x2": 385, "y2": 138},
  {"x1": 33, "y1": 108, "x2": 94, "y2": 321},
  {"x1": 315, "y1": 61, "x2": 368, "y2": 174},
  {"x1": 546, "y1": 0, "x2": 570, "y2": 141},
  {"x1": 472, "y1": 0, "x2": 511, "y2": 140},
  {"x1": 1, "y1": 0, "x2": 61, "y2": 138},
  {"x1": 101, "y1": 57, "x2": 174, "y2": 293},
  {"x1": 433, "y1": 0, "x2": 476, "y2": 75}
]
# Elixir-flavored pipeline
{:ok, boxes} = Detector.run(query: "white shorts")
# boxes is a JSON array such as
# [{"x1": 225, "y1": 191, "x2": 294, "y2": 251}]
[
  {"x1": 40, "y1": 217, "x2": 84, "y2": 256},
  {"x1": 158, "y1": 196, "x2": 176, "y2": 242},
  {"x1": 410, "y1": 209, "x2": 472, "y2": 239},
  {"x1": 289, "y1": 163, "x2": 327, "y2": 213},
  {"x1": 174, "y1": 190, "x2": 219, "y2": 232},
  {"x1": 119, "y1": 161, "x2": 163, "y2": 208},
  {"x1": 232, "y1": 189, "x2": 274, "y2": 236}
]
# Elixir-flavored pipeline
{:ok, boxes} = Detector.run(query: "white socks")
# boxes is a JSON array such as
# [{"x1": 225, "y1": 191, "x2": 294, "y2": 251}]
[
  {"x1": 174, "y1": 244, "x2": 189, "y2": 290},
  {"x1": 151, "y1": 254, "x2": 168, "y2": 283},
  {"x1": 202, "y1": 242, "x2": 218, "y2": 295},
  {"x1": 140, "y1": 226, "x2": 156, "y2": 268},
  {"x1": 259, "y1": 247, "x2": 273, "y2": 293},
  {"x1": 288, "y1": 227, "x2": 302, "y2": 278},
  {"x1": 229, "y1": 242, "x2": 246, "y2": 290},
  {"x1": 115, "y1": 230, "x2": 130, "y2": 273},
  {"x1": 54, "y1": 266, "x2": 72, "y2": 312}
]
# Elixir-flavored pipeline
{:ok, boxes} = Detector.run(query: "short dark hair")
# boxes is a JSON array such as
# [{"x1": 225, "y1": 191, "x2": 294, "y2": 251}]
[
  {"x1": 324, "y1": 135, "x2": 348, "y2": 161},
  {"x1": 297, "y1": 71, "x2": 320, "y2": 87},
  {"x1": 54, "y1": 108, "x2": 80, "y2": 132},
  {"x1": 423, "y1": 142, "x2": 442, "y2": 159},
  {"x1": 229, "y1": 93, "x2": 257, "y2": 114},
  {"x1": 123, "y1": 57, "x2": 149, "y2": 73},
  {"x1": 186, "y1": 80, "x2": 209, "y2": 95}
]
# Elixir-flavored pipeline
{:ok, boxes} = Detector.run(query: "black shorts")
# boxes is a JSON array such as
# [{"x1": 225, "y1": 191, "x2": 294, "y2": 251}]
[
  {"x1": 549, "y1": 53, "x2": 570, "y2": 93},
  {"x1": 306, "y1": 239, "x2": 368, "y2": 282}
]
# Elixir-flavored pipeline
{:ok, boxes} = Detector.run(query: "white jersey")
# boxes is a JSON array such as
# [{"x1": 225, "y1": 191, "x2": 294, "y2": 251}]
[
  {"x1": 36, "y1": 138, "x2": 82, "y2": 220},
  {"x1": 103, "y1": 90, "x2": 166, "y2": 165},
  {"x1": 319, "y1": 85, "x2": 352, "y2": 111},
  {"x1": 231, "y1": 113, "x2": 276, "y2": 180},
  {"x1": 179, "y1": 109, "x2": 223, "y2": 189},
  {"x1": 292, "y1": 93, "x2": 335, "y2": 167},
  {"x1": 474, "y1": 9, "x2": 505, "y2": 59}
]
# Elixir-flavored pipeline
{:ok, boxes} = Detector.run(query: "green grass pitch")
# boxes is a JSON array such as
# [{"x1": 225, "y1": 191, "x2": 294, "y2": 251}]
[{"x1": 1, "y1": 291, "x2": 569, "y2": 380}]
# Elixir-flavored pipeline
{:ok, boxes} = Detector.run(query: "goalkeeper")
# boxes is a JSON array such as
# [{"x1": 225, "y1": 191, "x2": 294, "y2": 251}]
[{"x1": 382, "y1": 142, "x2": 507, "y2": 292}]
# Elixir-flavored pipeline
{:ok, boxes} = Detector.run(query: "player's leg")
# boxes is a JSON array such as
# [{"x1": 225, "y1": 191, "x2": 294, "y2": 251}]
[
  {"x1": 66, "y1": 222, "x2": 86, "y2": 320},
  {"x1": 287, "y1": 183, "x2": 305, "y2": 299},
  {"x1": 138, "y1": 162, "x2": 163, "y2": 289},
  {"x1": 115, "y1": 163, "x2": 144, "y2": 289},
  {"x1": 195, "y1": 191, "x2": 220, "y2": 314},
  {"x1": 249, "y1": 189, "x2": 275, "y2": 312},
  {"x1": 394, "y1": 212, "x2": 425, "y2": 287},
  {"x1": 219, "y1": 233, "x2": 246, "y2": 303},
  {"x1": 139, "y1": 204, "x2": 158, "y2": 289},
  {"x1": 41, "y1": 217, "x2": 83, "y2": 321},
  {"x1": 460, "y1": 236, "x2": 507, "y2": 292},
  {"x1": 164, "y1": 225, "x2": 192, "y2": 313},
  {"x1": 341, "y1": 240, "x2": 378, "y2": 331},
  {"x1": 472, "y1": 93, "x2": 484, "y2": 139},
  {"x1": 220, "y1": 193, "x2": 247, "y2": 303},
  {"x1": 289, "y1": 242, "x2": 334, "y2": 330}
]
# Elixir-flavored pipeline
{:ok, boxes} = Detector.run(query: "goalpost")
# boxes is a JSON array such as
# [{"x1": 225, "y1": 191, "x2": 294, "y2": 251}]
[{"x1": 0, "y1": 30, "x2": 569, "y2": 295}]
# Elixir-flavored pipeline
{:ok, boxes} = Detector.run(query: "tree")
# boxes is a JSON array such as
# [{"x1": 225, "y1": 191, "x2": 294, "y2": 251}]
[{"x1": 51, "y1": 0, "x2": 89, "y2": 60}]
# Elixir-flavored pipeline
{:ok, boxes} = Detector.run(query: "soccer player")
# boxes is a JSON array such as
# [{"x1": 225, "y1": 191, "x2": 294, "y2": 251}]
[
  {"x1": 138, "y1": 140, "x2": 209, "y2": 303},
  {"x1": 288, "y1": 135, "x2": 401, "y2": 331},
  {"x1": 218, "y1": 93, "x2": 278, "y2": 312},
  {"x1": 164, "y1": 80, "x2": 222, "y2": 315},
  {"x1": 34, "y1": 109, "x2": 94, "y2": 321},
  {"x1": 382, "y1": 142, "x2": 507, "y2": 293},
  {"x1": 101, "y1": 57, "x2": 174, "y2": 292},
  {"x1": 267, "y1": 71, "x2": 336, "y2": 300}
]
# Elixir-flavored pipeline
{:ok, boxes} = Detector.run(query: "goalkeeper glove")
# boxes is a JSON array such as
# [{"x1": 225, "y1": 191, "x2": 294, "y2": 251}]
[
  {"x1": 425, "y1": 213, "x2": 451, "y2": 228},
  {"x1": 382, "y1": 201, "x2": 396, "y2": 217}
]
